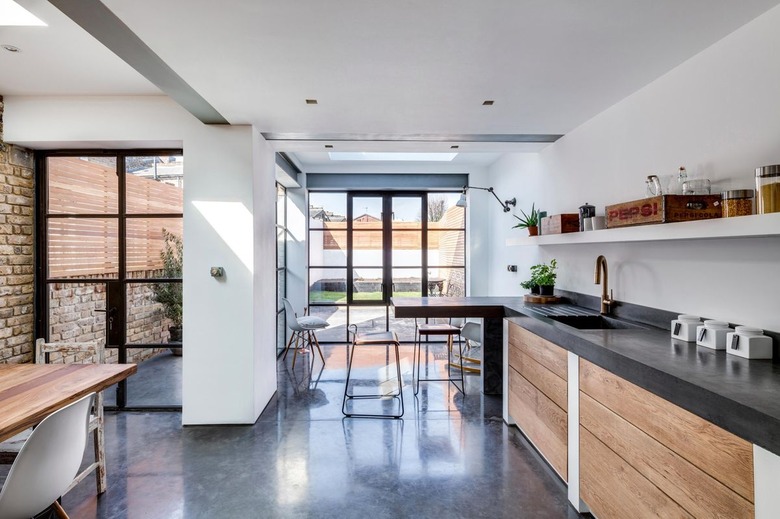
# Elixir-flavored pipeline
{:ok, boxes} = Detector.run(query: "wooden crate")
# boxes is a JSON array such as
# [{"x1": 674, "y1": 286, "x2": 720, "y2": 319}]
[
  {"x1": 541, "y1": 214, "x2": 579, "y2": 235},
  {"x1": 605, "y1": 195, "x2": 722, "y2": 228}
]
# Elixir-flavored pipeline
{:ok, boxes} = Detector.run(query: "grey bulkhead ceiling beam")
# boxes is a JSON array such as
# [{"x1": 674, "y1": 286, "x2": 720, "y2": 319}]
[{"x1": 49, "y1": 0, "x2": 229, "y2": 125}]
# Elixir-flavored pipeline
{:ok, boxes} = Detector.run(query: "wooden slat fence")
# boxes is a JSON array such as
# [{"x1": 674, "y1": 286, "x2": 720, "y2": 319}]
[{"x1": 47, "y1": 157, "x2": 183, "y2": 278}]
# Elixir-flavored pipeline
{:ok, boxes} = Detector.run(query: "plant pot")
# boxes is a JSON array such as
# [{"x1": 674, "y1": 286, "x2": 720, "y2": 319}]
[
  {"x1": 169, "y1": 326, "x2": 183, "y2": 356},
  {"x1": 539, "y1": 285, "x2": 555, "y2": 296},
  {"x1": 527, "y1": 225, "x2": 539, "y2": 236},
  {"x1": 530, "y1": 285, "x2": 541, "y2": 295}
]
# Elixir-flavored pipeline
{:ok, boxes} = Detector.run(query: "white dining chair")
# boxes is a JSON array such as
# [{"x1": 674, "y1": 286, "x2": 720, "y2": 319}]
[
  {"x1": 0, "y1": 393, "x2": 95, "y2": 519},
  {"x1": 282, "y1": 298, "x2": 329, "y2": 368}
]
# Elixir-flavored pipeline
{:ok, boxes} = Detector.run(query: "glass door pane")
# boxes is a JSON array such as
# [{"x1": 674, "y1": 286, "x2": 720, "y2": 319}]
[
  {"x1": 389, "y1": 195, "x2": 424, "y2": 339},
  {"x1": 47, "y1": 156, "x2": 118, "y2": 214},
  {"x1": 349, "y1": 196, "x2": 385, "y2": 307}
]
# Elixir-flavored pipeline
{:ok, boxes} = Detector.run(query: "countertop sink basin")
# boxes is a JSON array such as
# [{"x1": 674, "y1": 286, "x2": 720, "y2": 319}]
[{"x1": 549, "y1": 314, "x2": 648, "y2": 330}]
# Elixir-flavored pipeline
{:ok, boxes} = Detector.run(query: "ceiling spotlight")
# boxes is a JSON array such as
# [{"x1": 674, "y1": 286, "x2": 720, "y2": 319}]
[
  {"x1": 305, "y1": 99, "x2": 318, "y2": 105},
  {"x1": 324, "y1": 144, "x2": 333, "y2": 149},
  {"x1": 482, "y1": 100, "x2": 494, "y2": 106},
  {"x1": 1, "y1": 44, "x2": 21, "y2": 53}
]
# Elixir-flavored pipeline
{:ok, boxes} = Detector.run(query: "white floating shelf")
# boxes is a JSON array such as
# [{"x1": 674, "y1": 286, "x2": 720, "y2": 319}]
[{"x1": 505, "y1": 213, "x2": 780, "y2": 246}]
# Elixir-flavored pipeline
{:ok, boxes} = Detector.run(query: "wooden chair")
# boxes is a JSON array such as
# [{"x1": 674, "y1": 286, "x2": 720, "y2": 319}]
[{"x1": 35, "y1": 339, "x2": 107, "y2": 495}]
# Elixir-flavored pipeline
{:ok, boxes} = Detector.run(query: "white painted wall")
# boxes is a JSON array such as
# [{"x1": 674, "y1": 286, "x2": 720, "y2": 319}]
[
  {"x1": 5, "y1": 96, "x2": 278, "y2": 424},
  {"x1": 252, "y1": 129, "x2": 278, "y2": 418},
  {"x1": 488, "y1": 5, "x2": 780, "y2": 333}
]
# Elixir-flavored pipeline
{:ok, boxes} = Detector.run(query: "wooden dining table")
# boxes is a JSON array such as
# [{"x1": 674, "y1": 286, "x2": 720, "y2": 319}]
[{"x1": 0, "y1": 363, "x2": 137, "y2": 442}]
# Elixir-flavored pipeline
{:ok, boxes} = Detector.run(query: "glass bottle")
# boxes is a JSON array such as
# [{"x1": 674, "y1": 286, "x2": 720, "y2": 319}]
[{"x1": 669, "y1": 166, "x2": 688, "y2": 195}]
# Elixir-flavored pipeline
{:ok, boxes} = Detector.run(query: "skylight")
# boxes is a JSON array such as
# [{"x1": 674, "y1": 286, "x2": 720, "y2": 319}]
[
  {"x1": 328, "y1": 152, "x2": 458, "y2": 162},
  {"x1": 0, "y1": 0, "x2": 46, "y2": 26}
]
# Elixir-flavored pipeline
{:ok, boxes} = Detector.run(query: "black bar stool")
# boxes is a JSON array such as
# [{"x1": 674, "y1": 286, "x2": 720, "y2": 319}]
[
  {"x1": 413, "y1": 318, "x2": 465, "y2": 395},
  {"x1": 342, "y1": 326, "x2": 404, "y2": 419}
]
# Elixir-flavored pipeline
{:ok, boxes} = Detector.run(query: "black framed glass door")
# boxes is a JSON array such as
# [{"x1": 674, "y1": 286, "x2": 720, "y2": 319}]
[
  {"x1": 308, "y1": 191, "x2": 465, "y2": 343},
  {"x1": 36, "y1": 151, "x2": 183, "y2": 410}
]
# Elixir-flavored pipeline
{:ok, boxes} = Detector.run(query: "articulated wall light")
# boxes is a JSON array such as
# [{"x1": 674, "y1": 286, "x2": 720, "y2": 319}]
[{"x1": 456, "y1": 185, "x2": 517, "y2": 213}]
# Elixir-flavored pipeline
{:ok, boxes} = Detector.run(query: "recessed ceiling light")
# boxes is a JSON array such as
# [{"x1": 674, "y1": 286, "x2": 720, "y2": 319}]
[
  {"x1": 0, "y1": 0, "x2": 46, "y2": 26},
  {"x1": 482, "y1": 100, "x2": 494, "y2": 106},
  {"x1": 324, "y1": 144, "x2": 333, "y2": 149},
  {"x1": 450, "y1": 145, "x2": 459, "y2": 149},
  {"x1": 1, "y1": 44, "x2": 20, "y2": 53},
  {"x1": 306, "y1": 99, "x2": 318, "y2": 105}
]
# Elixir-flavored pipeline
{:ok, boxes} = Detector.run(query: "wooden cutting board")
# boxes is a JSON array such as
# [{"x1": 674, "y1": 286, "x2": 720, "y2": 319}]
[{"x1": 523, "y1": 294, "x2": 562, "y2": 304}]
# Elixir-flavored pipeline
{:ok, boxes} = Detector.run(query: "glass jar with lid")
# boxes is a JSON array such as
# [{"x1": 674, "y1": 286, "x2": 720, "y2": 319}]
[
  {"x1": 756, "y1": 165, "x2": 780, "y2": 214},
  {"x1": 721, "y1": 190, "x2": 754, "y2": 217},
  {"x1": 682, "y1": 178, "x2": 711, "y2": 195}
]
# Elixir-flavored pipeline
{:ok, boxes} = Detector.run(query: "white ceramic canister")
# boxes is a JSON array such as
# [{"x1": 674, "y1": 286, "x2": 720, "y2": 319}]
[
  {"x1": 695, "y1": 320, "x2": 733, "y2": 350},
  {"x1": 671, "y1": 315, "x2": 702, "y2": 342},
  {"x1": 726, "y1": 326, "x2": 773, "y2": 359}
]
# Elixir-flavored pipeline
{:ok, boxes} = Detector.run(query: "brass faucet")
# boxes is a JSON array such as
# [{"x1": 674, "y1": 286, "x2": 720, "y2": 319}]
[{"x1": 594, "y1": 255, "x2": 614, "y2": 315}]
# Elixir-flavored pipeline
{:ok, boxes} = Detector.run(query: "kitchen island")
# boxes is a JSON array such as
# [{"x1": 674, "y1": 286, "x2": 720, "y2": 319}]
[
  {"x1": 393, "y1": 295, "x2": 780, "y2": 517},
  {"x1": 392, "y1": 296, "x2": 517, "y2": 394}
]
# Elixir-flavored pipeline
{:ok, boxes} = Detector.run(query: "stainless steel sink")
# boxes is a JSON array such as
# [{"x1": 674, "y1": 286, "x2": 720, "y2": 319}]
[{"x1": 548, "y1": 314, "x2": 647, "y2": 330}]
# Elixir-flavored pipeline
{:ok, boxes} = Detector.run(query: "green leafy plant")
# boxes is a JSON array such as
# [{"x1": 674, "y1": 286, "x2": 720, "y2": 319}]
[
  {"x1": 151, "y1": 229, "x2": 183, "y2": 328},
  {"x1": 530, "y1": 259, "x2": 557, "y2": 287},
  {"x1": 520, "y1": 280, "x2": 536, "y2": 291},
  {"x1": 512, "y1": 203, "x2": 539, "y2": 229}
]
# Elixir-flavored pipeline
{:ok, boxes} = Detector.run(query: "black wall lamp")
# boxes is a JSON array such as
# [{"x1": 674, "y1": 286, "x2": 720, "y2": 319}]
[{"x1": 455, "y1": 185, "x2": 517, "y2": 213}]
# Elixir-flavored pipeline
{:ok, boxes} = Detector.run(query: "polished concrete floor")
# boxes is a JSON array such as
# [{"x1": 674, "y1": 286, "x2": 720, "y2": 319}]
[{"x1": 56, "y1": 343, "x2": 581, "y2": 519}]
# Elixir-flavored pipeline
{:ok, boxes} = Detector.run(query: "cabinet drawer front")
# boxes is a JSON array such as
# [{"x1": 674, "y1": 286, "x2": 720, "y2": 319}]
[
  {"x1": 508, "y1": 347, "x2": 567, "y2": 411},
  {"x1": 580, "y1": 359, "x2": 754, "y2": 503},
  {"x1": 581, "y1": 392, "x2": 753, "y2": 518},
  {"x1": 508, "y1": 322, "x2": 567, "y2": 380},
  {"x1": 508, "y1": 367, "x2": 567, "y2": 480},
  {"x1": 581, "y1": 426, "x2": 694, "y2": 519}
]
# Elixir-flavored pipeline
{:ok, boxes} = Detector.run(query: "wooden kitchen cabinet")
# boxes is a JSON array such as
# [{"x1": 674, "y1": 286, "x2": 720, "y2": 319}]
[
  {"x1": 507, "y1": 322, "x2": 568, "y2": 480},
  {"x1": 579, "y1": 359, "x2": 754, "y2": 518}
]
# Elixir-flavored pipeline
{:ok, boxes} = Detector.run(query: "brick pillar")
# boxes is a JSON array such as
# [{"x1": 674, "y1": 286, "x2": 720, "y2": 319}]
[{"x1": 0, "y1": 96, "x2": 36, "y2": 363}]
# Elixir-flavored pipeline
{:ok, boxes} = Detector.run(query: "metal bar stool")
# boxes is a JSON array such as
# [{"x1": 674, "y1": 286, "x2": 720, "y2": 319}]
[
  {"x1": 342, "y1": 325, "x2": 404, "y2": 419},
  {"x1": 413, "y1": 318, "x2": 465, "y2": 395}
]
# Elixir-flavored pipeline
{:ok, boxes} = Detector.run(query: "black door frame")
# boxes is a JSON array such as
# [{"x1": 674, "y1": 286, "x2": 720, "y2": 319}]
[
  {"x1": 308, "y1": 190, "x2": 465, "y2": 343},
  {"x1": 35, "y1": 149, "x2": 183, "y2": 411}
]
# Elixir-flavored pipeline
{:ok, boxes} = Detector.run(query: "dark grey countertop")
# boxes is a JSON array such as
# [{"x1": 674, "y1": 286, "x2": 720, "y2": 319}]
[{"x1": 503, "y1": 300, "x2": 780, "y2": 456}]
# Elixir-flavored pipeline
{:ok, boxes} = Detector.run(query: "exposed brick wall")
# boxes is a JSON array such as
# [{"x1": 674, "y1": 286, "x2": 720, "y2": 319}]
[
  {"x1": 0, "y1": 96, "x2": 36, "y2": 363},
  {"x1": 48, "y1": 272, "x2": 172, "y2": 364}
]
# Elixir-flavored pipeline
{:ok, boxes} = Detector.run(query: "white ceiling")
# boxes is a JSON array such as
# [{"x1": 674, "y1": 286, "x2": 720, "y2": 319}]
[{"x1": 2, "y1": 0, "x2": 780, "y2": 167}]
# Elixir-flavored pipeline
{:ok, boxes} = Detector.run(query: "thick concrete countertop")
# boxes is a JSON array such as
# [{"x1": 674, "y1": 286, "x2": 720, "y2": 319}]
[{"x1": 502, "y1": 300, "x2": 780, "y2": 456}]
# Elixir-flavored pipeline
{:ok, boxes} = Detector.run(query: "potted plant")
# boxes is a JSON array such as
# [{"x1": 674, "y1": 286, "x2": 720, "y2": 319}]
[
  {"x1": 513, "y1": 203, "x2": 540, "y2": 236},
  {"x1": 530, "y1": 259, "x2": 557, "y2": 296},
  {"x1": 520, "y1": 279, "x2": 540, "y2": 295},
  {"x1": 151, "y1": 229, "x2": 183, "y2": 353}
]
